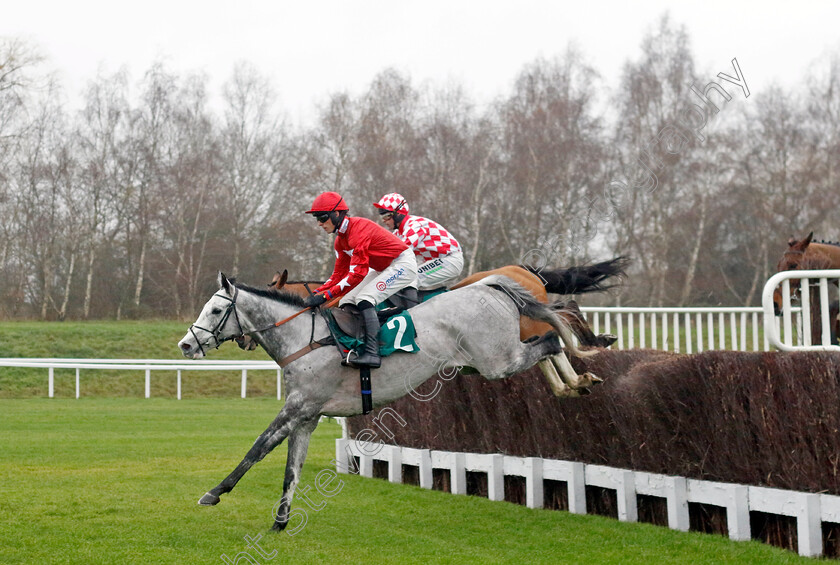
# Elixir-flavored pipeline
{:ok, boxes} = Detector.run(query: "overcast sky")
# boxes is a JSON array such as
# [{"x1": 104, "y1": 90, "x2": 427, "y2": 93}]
[{"x1": 4, "y1": 1, "x2": 840, "y2": 124}]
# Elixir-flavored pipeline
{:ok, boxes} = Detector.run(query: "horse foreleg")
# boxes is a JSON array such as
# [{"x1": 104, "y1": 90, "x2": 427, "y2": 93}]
[
  {"x1": 272, "y1": 415, "x2": 320, "y2": 531},
  {"x1": 198, "y1": 396, "x2": 312, "y2": 506}
]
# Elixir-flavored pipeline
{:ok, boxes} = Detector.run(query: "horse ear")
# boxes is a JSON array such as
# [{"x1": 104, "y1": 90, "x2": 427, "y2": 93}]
[
  {"x1": 268, "y1": 270, "x2": 288, "y2": 289},
  {"x1": 787, "y1": 236, "x2": 797, "y2": 247},
  {"x1": 218, "y1": 271, "x2": 232, "y2": 294},
  {"x1": 804, "y1": 232, "x2": 814, "y2": 246}
]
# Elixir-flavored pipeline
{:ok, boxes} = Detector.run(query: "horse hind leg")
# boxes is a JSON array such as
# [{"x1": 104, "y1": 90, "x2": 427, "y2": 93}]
[
  {"x1": 483, "y1": 330, "x2": 564, "y2": 380},
  {"x1": 549, "y1": 351, "x2": 603, "y2": 393},
  {"x1": 559, "y1": 301, "x2": 616, "y2": 348},
  {"x1": 537, "y1": 358, "x2": 581, "y2": 398},
  {"x1": 273, "y1": 415, "x2": 320, "y2": 531}
]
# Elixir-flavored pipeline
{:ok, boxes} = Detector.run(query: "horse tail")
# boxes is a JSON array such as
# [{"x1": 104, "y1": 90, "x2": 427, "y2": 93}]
[
  {"x1": 521, "y1": 256, "x2": 631, "y2": 295},
  {"x1": 479, "y1": 275, "x2": 596, "y2": 358}
]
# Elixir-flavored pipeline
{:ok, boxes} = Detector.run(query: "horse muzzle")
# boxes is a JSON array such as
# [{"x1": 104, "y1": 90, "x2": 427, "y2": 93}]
[{"x1": 178, "y1": 337, "x2": 206, "y2": 359}]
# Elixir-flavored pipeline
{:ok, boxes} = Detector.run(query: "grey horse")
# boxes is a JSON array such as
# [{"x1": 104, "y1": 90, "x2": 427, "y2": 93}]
[{"x1": 178, "y1": 272, "x2": 594, "y2": 530}]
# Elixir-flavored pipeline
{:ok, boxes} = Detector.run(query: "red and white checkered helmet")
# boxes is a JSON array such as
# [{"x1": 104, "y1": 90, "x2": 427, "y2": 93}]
[{"x1": 373, "y1": 193, "x2": 410, "y2": 216}]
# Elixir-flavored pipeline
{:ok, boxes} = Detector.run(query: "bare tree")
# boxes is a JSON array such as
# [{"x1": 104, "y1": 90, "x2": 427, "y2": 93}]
[
  {"x1": 352, "y1": 69, "x2": 424, "y2": 204},
  {"x1": 218, "y1": 62, "x2": 287, "y2": 275},
  {"x1": 150, "y1": 71, "x2": 220, "y2": 318},
  {"x1": 609, "y1": 15, "x2": 701, "y2": 305},
  {"x1": 418, "y1": 84, "x2": 501, "y2": 274},
  {"x1": 497, "y1": 48, "x2": 606, "y2": 267}
]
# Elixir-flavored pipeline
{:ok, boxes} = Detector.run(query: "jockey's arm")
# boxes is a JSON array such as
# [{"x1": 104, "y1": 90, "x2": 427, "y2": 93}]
[
  {"x1": 317, "y1": 239, "x2": 371, "y2": 298},
  {"x1": 315, "y1": 250, "x2": 349, "y2": 298}
]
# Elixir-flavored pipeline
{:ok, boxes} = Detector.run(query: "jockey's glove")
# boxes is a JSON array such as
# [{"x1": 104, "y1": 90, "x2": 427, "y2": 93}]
[{"x1": 304, "y1": 293, "x2": 328, "y2": 308}]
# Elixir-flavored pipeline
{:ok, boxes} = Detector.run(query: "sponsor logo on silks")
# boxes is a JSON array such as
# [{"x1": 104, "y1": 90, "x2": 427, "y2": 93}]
[
  {"x1": 384, "y1": 268, "x2": 405, "y2": 288},
  {"x1": 418, "y1": 258, "x2": 444, "y2": 274},
  {"x1": 375, "y1": 281, "x2": 387, "y2": 291}
]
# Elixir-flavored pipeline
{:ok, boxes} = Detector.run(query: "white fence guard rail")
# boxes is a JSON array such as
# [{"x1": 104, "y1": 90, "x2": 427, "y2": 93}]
[
  {"x1": 579, "y1": 306, "x2": 774, "y2": 352},
  {"x1": 337, "y1": 439, "x2": 835, "y2": 557},
  {"x1": 761, "y1": 269, "x2": 840, "y2": 352},
  {"x1": 0, "y1": 358, "x2": 282, "y2": 399}
]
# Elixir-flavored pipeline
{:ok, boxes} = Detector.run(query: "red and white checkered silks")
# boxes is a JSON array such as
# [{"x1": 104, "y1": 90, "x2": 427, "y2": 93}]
[
  {"x1": 373, "y1": 193, "x2": 410, "y2": 215},
  {"x1": 400, "y1": 215, "x2": 461, "y2": 262}
]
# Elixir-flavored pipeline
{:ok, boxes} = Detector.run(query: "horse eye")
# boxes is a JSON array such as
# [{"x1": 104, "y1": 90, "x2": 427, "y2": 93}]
[{"x1": 211, "y1": 308, "x2": 222, "y2": 315}]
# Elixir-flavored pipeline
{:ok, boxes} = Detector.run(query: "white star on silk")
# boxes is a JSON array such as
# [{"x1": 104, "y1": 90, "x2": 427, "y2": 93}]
[{"x1": 337, "y1": 277, "x2": 352, "y2": 290}]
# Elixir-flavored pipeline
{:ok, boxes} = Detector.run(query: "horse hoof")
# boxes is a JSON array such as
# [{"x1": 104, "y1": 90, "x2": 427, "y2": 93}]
[
  {"x1": 587, "y1": 372, "x2": 604, "y2": 385},
  {"x1": 198, "y1": 492, "x2": 221, "y2": 506},
  {"x1": 578, "y1": 387, "x2": 592, "y2": 396},
  {"x1": 271, "y1": 520, "x2": 287, "y2": 532},
  {"x1": 599, "y1": 334, "x2": 617, "y2": 347}
]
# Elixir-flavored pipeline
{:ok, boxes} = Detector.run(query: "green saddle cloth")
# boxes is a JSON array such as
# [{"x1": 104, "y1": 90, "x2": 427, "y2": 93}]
[{"x1": 327, "y1": 311, "x2": 420, "y2": 357}]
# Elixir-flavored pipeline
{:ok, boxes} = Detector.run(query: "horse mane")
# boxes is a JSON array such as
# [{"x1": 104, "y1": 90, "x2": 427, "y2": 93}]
[
  {"x1": 816, "y1": 239, "x2": 840, "y2": 248},
  {"x1": 231, "y1": 280, "x2": 307, "y2": 308},
  {"x1": 285, "y1": 280, "x2": 323, "y2": 285}
]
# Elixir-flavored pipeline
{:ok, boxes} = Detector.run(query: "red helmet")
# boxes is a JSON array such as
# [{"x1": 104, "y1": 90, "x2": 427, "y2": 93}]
[
  {"x1": 373, "y1": 193, "x2": 410, "y2": 216},
  {"x1": 306, "y1": 192, "x2": 349, "y2": 214}
]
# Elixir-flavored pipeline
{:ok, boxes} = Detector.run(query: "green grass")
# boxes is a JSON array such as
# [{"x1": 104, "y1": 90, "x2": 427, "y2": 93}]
[
  {"x1": 0, "y1": 321, "x2": 278, "y2": 398},
  {"x1": 0, "y1": 398, "x2": 814, "y2": 564}
]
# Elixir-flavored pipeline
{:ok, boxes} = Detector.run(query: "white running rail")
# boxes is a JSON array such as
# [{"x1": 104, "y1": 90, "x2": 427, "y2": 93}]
[
  {"x1": 0, "y1": 358, "x2": 282, "y2": 399},
  {"x1": 761, "y1": 269, "x2": 840, "y2": 352},
  {"x1": 579, "y1": 306, "x2": 773, "y2": 352}
]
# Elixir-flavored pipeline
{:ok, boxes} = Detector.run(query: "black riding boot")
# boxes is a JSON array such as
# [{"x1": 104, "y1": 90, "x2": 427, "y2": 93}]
[
  {"x1": 387, "y1": 287, "x2": 420, "y2": 310},
  {"x1": 349, "y1": 303, "x2": 381, "y2": 368}
]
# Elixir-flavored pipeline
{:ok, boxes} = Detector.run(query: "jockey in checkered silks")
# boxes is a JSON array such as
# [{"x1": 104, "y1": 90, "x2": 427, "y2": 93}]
[{"x1": 374, "y1": 193, "x2": 465, "y2": 292}]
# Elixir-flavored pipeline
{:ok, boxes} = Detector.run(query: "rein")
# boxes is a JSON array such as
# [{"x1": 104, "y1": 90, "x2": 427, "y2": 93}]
[
  {"x1": 193, "y1": 285, "x2": 342, "y2": 368},
  {"x1": 250, "y1": 295, "x2": 342, "y2": 367},
  {"x1": 252, "y1": 296, "x2": 341, "y2": 333}
]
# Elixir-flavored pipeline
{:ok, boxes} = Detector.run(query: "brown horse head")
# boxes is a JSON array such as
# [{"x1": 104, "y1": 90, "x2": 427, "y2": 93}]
[
  {"x1": 776, "y1": 232, "x2": 813, "y2": 272},
  {"x1": 773, "y1": 232, "x2": 812, "y2": 315},
  {"x1": 771, "y1": 231, "x2": 839, "y2": 315}
]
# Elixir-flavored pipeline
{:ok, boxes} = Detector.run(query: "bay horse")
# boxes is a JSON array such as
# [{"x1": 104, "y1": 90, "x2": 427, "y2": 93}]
[
  {"x1": 258, "y1": 258, "x2": 627, "y2": 396},
  {"x1": 773, "y1": 232, "x2": 840, "y2": 344},
  {"x1": 179, "y1": 272, "x2": 594, "y2": 530}
]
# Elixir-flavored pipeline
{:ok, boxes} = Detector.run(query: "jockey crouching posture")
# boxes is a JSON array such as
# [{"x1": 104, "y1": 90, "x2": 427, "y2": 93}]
[
  {"x1": 374, "y1": 193, "x2": 464, "y2": 296},
  {"x1": 305, "y1": 191, "x2": 419, "y2": 368}
]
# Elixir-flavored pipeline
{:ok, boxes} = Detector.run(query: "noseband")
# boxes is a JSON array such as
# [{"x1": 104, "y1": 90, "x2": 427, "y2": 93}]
[{"x1": 188, "y1": 287, "x2": 244, "y2": 356}]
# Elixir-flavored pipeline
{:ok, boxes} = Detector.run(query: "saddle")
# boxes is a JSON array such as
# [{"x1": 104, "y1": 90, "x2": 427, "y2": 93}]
[
  {"x1": 330, "y1": 304, "x2": 399, "y2": 340},
  {"x1": 323, "y1": 293, "x2": 421, "y2": 417}
]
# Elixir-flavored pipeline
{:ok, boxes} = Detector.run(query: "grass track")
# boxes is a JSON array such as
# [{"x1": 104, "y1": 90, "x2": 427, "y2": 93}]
[
  {"x1": 0, "y1": 321, "x2": 276, "y2": 398},
  {"x1": 0, "y1": 398, "x2": 813, "y2": 564}
]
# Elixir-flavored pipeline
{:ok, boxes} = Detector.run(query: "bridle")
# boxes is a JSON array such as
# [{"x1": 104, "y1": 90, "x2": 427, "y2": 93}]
[
  {"x1": 188, "y1": 287, "x2": 244, "y2": 357},
  {"x1": 189, "y1": 283, "x2": 332, "y2": 366}
]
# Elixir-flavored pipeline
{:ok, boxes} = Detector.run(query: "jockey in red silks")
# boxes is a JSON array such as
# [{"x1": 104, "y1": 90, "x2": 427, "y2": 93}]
[
  {"x1": 374, "y1": 193, "x2": 464, "y2": 292},
  {"x1": 304, "y1": 191, "x2": 419, "y2": 368}
]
